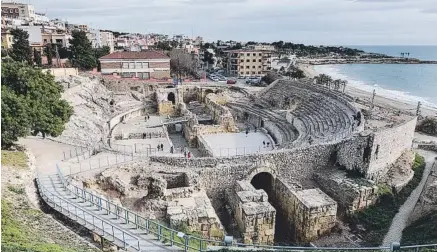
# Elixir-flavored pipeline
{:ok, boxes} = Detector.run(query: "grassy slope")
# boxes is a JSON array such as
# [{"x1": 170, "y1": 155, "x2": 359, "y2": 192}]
[
  {"x1": 347, "y1": 154, "x2": 426, "y2": 246},
  {"x1": 402, "y1": 211, "x2": 437, "y2": 245},
  {"x1": 1, "y1": 150, "x2": 99, "y2": 252}
]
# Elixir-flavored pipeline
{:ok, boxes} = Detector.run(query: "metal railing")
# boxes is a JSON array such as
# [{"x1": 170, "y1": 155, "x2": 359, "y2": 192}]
[
  {"x1": 47, "y1": 164, "x2": 437, "y2": 252},
  {"x1": 36, "y1": 172, "x2": 141, "y2": 251},
  {"x1": 56, "y1": 164, "x2": 220, "y2": 251},
  {"x1": 61, "y1": 153, "x2": 136, "y2": 176}
]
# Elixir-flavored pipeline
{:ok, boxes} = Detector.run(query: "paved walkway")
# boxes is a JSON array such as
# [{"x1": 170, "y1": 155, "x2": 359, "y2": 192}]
[
  {"x1": 382, "y1": 150, "x2": 437, "y2": 246},
  {"x1": 21, "y1": 137, "x2": 181, "y2": 251}
]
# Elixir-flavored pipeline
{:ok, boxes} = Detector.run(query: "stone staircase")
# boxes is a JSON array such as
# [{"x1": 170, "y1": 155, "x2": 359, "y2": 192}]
[{"x1": 37, "y1": 171, "x2": 183, "y2": 251}]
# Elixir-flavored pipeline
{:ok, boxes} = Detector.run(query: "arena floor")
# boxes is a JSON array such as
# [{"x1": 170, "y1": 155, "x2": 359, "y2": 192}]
[{"x1": 201, "y1": 132, "x2": 274, "y2": 157}]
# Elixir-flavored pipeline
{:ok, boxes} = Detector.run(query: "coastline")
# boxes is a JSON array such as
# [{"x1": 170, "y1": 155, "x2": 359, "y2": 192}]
[{"x1": 297, "y1": 63, "x2": 437, "y2": 118}]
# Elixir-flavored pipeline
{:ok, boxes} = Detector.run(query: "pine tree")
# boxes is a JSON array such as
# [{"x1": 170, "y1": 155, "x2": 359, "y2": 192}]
[
  {"x1": 69, "y1": 30, "x2": 97, "y2": 70},
  {"x1": 33, "y1": 48, "x2": 42, "y2": 67},
  {"x1": 10, "y1": 28, "x2": 33, "y2": 64},
  {"x1": 44, "y1": 43, "x2": 53, "y2": 66}
]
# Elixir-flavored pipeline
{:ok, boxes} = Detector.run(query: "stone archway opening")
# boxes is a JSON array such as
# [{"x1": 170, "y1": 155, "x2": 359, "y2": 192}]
[
  {"x1": 204, "y1": 89, "x2": 214, "y2": 97},
  {"x1": 167, "y1": 92, "x2": 175, "y2": 104},
  {"x1": 251, "y1": 172, "x2": 274, "y2": 199},
  {"x1": 250, "y1": 172, "x2": 291, "y2": 244}
]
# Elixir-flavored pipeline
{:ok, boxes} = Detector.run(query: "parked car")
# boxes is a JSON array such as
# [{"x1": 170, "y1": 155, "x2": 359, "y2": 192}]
[
  {"x1": 218, "y1": 76, "x2": 227, "y2": 81},
  {"x1": 227, "y1": 79, "x2": 236, "y2": 84}
]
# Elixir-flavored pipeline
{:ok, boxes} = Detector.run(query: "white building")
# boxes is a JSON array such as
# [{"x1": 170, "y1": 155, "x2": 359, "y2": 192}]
[
  {"x1": 1, "y1": 2, "x2": 35, "y2": 20},
  {"x1": 17, "y1": 25, "x2": 41, "y2": 46},
  {"x1": 100, "y1": 31, "x2": 114, "y2": 53}
]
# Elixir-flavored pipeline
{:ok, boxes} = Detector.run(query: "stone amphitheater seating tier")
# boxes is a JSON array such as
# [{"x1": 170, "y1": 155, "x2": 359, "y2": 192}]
[{"x1": 258, "y1": 80, "x2": 357, "y2": 144}]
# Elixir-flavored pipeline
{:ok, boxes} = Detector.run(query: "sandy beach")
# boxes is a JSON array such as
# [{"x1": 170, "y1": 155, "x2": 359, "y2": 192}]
[{"x1": 297, "y1": 63, "x2": 437, "y2": 118}]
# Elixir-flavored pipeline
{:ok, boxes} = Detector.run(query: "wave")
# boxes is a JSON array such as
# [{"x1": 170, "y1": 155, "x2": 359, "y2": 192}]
[{"x1": 313, "y1": 65, "x2": 437, "y2": 110}]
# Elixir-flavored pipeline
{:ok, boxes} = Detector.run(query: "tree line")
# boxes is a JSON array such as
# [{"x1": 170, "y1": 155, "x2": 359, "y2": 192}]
[{"x1": 3, "y1": 28, "x2": 110, "y2": 70}]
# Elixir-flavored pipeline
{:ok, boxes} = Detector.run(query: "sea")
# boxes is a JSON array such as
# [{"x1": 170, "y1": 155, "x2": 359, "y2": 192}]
[{"x1": 313, "y1": 45, "x2": 437, "y2": 110}]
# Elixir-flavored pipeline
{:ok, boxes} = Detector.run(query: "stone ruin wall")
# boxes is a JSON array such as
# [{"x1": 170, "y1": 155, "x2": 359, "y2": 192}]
[
  {"x1": 225, "y1": 180, "x2": 276, "y2": 244},
  {"x1": 273, "y1": 179, "x2": 337, "y2": 242},
  {"x1": 337, "y1": 116, "x2": 417, "y2": 182},
  {"x1": 367, "y1": 117, "x2": 417, "y2": 180},
  {"x1": 313, "y1": 171, "x2": 378, "y2": 214},
  {"x1": 203, "y1": 93, "x2": 238, "y2": 132},
  {"x1": 150, "y1": 142, "x2": 337, "y2": 210}
]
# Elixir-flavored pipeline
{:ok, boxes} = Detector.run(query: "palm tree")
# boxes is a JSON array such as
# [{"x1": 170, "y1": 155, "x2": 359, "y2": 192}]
[{"x1": 333, "y1": 79, "x2": 341, "y2": 91}]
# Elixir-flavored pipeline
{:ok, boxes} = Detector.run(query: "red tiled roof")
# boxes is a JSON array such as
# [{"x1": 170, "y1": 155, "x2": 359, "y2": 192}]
[{"x1": 99, "y1": 50, "x2": 169, "y2": 60}]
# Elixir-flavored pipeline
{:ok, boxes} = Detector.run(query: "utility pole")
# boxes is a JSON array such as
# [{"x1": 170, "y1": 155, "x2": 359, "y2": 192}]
[
  {"x1": 371, "y1": 89, "x2": 376, "y2": 109},
  {"x1": 416, "y1": 101, "x2": 422, "y2": 117}
]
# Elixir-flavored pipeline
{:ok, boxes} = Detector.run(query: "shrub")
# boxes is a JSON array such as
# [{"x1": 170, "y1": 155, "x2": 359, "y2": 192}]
[
  {"x1": 416, "y1": 117, "x2": 437, "y2": 136},
  {"x1": 347, "y1": 153, "x2": 426, "y2": 245}
]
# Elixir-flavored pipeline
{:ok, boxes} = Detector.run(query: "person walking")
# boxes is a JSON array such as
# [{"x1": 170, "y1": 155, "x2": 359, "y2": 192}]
[
  {"x1": 267, "y1": 142, "x2": 270, "y2": 148},
  {"x1": 184, "y1": 150, "x2": 187, "y2": 158},
  {"x1": 160, "y1": 143, "x2": 164, "y2": 151},
  {"x1": 170, "y1": 146, "x2": 174, "y2": 154},
  {"x1": 263, "y1": 141, "x2": 266, "y2": 147},
  {"x1": 187, "y1": 151, "x2": 191, "y2": 159},
  {"x1": 157, "y1": 144, "x2": 160, "y2": 151}
]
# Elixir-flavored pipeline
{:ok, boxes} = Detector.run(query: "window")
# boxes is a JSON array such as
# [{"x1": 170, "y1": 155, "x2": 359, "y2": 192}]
[
  {"x1": 135, "y1": 62, "x2": 142, "y2": 69},
  {"x1": 55, "y1": 39, "x2": 62, "y2": 44},
  {"x1": 9, "y1": 9, "x2": 13, "y2": 13},
  {"x1": 21, "y1": 10, "x2": 24, "y2": 14},
  {"x1": 122, "y1": 62, "x2": 128, "y2": 69},
  {"x1": 240, "y1": 59, "x2": 244, "y2": 63},
  {"x1": 258, "y1": 66, "x2": 262, "y2": 68},
  {"x1": 246, "y1": 71, "x2": 249, "y2": 74},
  {"x1": 240, "y1": 72, "x2": 244, "y2": 75},
  {"x1": 259, "y1": 53, "x2": 262, "y2": 56},
  {"x1": 258, "y1": 59, "x2": 262, "y2": 62},
  {"x1": 258, "y1": 71, "x2": 262, "y2": 74},
  {"x1": 43, "y1": 39, "x2": 47, "y2": 43},
  {"x1": 252, "y1": 66, "x2": 256, "y2": 69},
  {"x1": 246, "y1": 53, "x2": 250, "y2": 56},
  {"x1": 129, "y1": 62, "x2": 135, "y2": 69},
  {"x1": 246, "y1": 59, "x2": 250, "y2": 62},
  {"x1": 15, "y1": 9, "x2": 18, "y2": 13},
  {"x1": 253, "y1": 53, "x2": 256, "y2": 56},
  {"x1": 252, "y1": 71, "x2": 256, "y2": 74},
  {"x1": 253, "y1": 59, "x2": 256, "y2": 62},
  {"x1": 246, "y1": 66, "x2": 250, "y2": 69},
  {"x1": 143, "y1": 62, "x2": 149, "y2": 68}
]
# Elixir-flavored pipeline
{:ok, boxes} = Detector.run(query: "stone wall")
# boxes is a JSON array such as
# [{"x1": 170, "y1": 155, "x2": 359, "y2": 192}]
[
  {"x1": 273, "y1": 179, "x2": 337, "y2": 242},
  {"x1": 166, "y1": 188, "x2": 225, "y2": 240},
  {"x1": 204, "y1": 93, "x2": 238, "y2": 132},
  {"x1": 150, "y1": 70, "x2": 171, "y2": 79},
  {"x1": 314, "y1": 170, "x2": 378, "y2": 214},
  {"x1": 225, "y1": 180, "x2": 275, "y2": 244},
  {"x1": 367, "y1": 117, "x2": 417, "y2": 180},
  {"x1": 337, "y1": 117, "x2": 417, "y2": 181}
]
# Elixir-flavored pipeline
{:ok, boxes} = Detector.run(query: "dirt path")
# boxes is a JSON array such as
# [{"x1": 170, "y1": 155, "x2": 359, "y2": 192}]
[{"x1": 382, "y1": 150, "x2": 437, "y2": 246}]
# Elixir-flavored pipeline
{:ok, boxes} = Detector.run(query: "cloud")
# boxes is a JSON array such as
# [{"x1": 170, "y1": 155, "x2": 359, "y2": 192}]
[{"x1": 28, "y1": 0, "x2": 437, "y2": 45}]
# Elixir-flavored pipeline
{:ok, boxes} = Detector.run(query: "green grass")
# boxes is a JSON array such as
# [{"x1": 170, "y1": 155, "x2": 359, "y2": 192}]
[
  {"x1": 7, "y1": 185, "x2": 25, "y2": 194},
  {"x1": 148, "y1": 221, "x2": 209, "y2": 251},
  {"x1": 402, "y1": 211, "x2": 437, "y2": 245},
  {"x1": 1, "y1": 199, "x2": 93, "y2": 252},
  {"x1": 348, "y1": 153, "x2": 426, "y2": 246},
  {"x1": 1, "y1": 151, "x2": 28, "y2": 169}
]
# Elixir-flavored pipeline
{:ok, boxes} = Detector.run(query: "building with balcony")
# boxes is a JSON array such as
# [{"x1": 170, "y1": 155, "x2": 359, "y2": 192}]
[
  {"x1": 100, "y1": 31, "x2": 114, "y2": 53},
  {"x1": 1, "y1": 28, "x2": 13, "y2": 49},
  {"x1": 42, "y1": 32, "x2": 71, "y2": 48},
  {"x1": 99, "y1": 51, "x2": 170, "y2": 80},
  {"x1": 223, "y1": 49, "x2": 273, "y2": 77},
  {"x1": 1, "y1": 2, "x2": 35, "y2": 20}
]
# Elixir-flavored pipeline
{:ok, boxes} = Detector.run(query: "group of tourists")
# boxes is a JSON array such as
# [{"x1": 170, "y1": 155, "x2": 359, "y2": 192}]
[
  {"x1": 262, "y1": 141, "x2": 271, "y2": 148},
  {"x1": 156, "y1": 143, "x2": 164, "y2": 151}
]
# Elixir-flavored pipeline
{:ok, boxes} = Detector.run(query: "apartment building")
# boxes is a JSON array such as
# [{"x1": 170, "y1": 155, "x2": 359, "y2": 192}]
[
  {"x1": 99, "y1": 51, "x2": 170, "y2": 80},
  {"x1": 100, "y1": 31, "x2": 114, "y2": 53},
  {"x1": 42, "y1": 32, "x2": 71, "y2": 48},
  {"x1": 1, "y1": 2, "x2": 35, "y2": 20},
  {"x1": 247, "y1": 44, "x2": 275, "y2": 51},
  {"x1": 223, "y1": 49, "x2": 273, "y2": 77}
]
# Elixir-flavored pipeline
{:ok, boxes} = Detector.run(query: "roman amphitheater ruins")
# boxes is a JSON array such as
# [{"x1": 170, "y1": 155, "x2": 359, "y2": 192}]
[{"x1": 33, "y1": 74, "x2": 423, "y2": 250}]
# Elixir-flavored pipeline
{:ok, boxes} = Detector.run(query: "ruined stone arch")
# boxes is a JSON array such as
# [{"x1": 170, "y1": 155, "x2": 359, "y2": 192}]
[
  {"x1": 247, "y1": 166, "x2": 277, "y2": 182},
  {"x1": 167, "y1": 92, "x2": 176, "y2": 104}
]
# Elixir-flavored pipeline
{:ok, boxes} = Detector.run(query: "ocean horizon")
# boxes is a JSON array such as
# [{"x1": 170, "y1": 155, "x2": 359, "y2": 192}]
[{"x1": 313, "y1": 45, "x2": 437, "y2": 110}]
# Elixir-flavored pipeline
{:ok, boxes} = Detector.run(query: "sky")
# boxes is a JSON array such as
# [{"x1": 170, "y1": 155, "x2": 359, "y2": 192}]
[{"x1": 29, "y1": 0, "x2": 437, "y2": 45}]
